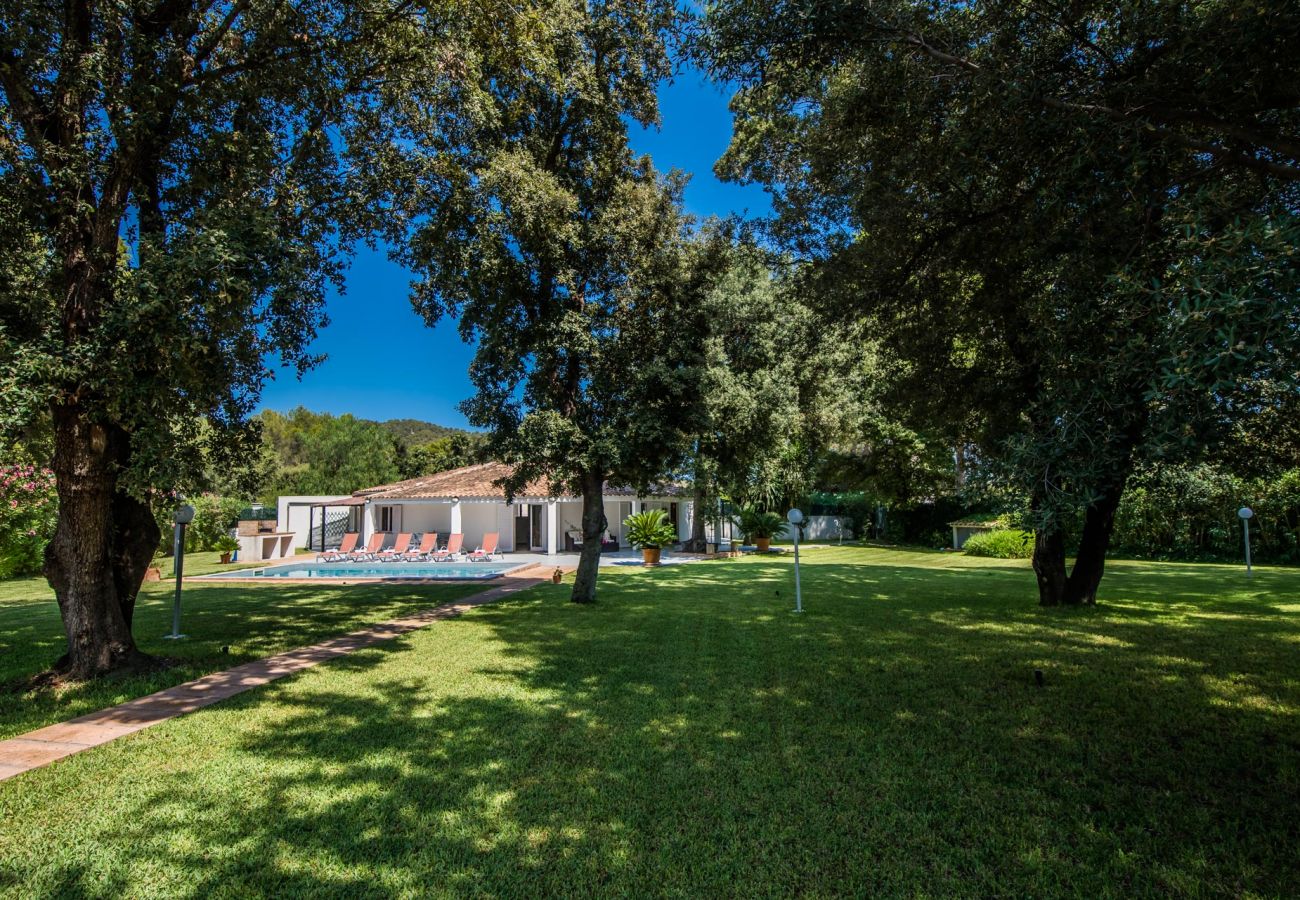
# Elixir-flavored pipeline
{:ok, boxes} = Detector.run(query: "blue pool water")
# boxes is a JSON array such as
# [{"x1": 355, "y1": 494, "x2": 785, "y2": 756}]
[{"x1": 205, "y1": 562, "x2": 522, "y2": 580}]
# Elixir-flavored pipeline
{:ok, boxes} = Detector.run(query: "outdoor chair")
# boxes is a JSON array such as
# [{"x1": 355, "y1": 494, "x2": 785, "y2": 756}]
[
  {"x1": 467, "y1": 532, "x2": 500, "y2": 562},
  {"x1": 402, "y1": 532, "x2": 438, "y2": 561},
  {"x1": 431, "y1": 533, "x2": 463, "y2": 561},
  {"x1": 317, "y1": 533, "x2": 358, "y2": 562},
  {"x1": 351, "y1": 533, "x2": 386, "y2": 561},
  {"x1": 375, "y1": 532, "x2": 412, "y2": 561}
]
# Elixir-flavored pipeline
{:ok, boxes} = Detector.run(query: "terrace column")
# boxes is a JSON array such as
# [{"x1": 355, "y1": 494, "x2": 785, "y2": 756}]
[
  {"x1": 450, "y1": 498, "x2": 462, "y2": 536},
  {"x1": 632, "y1": 499, "x2": 641, "y2": 516},
  {"x1": 546, "y1": 500, "x2": 558, "y2": 556}
]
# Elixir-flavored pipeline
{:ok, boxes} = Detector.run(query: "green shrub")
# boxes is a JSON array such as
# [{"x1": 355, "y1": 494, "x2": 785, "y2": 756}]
[
  {"x1": 0, "y1": 464, "x2": 57, "y2": 578},
  {"x1": 623, "y1": 509, "x2": 678, "y2": 549},
  {"x1": 734, "y1": 505, "x2": 787, "y2": 542},
  {"x1": 1110, "y1": 464, "x2": 1300, "y2": 563},
  {"x1": 213, "y1": 534, "x2": 240, "y2": 554},
  {"x1": 180, "y1": 494, "x2": 248, "y2": 553},
  {"x1": 963, "y1": 529, "x2": 1034, "y2": 559}
]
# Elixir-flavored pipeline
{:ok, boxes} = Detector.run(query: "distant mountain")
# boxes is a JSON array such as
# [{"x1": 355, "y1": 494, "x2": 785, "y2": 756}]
[{"x1": 375, "y1": 418, "x2": 480, "y2": 449}]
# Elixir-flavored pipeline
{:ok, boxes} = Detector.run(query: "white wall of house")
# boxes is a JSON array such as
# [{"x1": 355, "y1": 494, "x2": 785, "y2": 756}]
[
  {"x1": 395, "y1": 503, "x2": 451, "y2": 540},
  {"x1": 358, "y1": 494, "x2": 686, "y2": 556},
  {"x1": 556, "y1": 500, "x2": 584, "y2": 549},
  {"x1": 458, "y1": 502, "x2": 502, "y2": 552},
  {"x1": 601, "y1": 500, "x2": 627, "y2": 547}
]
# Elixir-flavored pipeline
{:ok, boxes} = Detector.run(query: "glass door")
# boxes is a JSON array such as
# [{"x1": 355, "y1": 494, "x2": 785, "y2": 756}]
[{"x1": 530, "y1": 504, "x2": 545, "y2": 550}]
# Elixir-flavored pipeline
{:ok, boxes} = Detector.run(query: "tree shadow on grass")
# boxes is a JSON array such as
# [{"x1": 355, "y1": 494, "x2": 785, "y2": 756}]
[
  {"x1": 0, "y1": 582, "x2": 481, "y2": 739},
  {"x1": 7, "y1": 554, "x2": 1300, "y2": 895}
]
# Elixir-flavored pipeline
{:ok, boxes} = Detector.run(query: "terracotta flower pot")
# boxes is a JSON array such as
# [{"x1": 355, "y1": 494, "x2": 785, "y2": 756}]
[
  {"x1": 642, "y1": 547, "x2": 662, "y2": 566},
  {"x1": 220, "y1": 552, "x2": 232, "y2": 564},
  {"x1": 756, "y1": 538, "x2": 771, "y2": 553},
  {"x1": 551, "y1": 567, "x2": 564, "y2": 584},
  {"x1": 143, "y1": 566, "x2": 162, "y2": 582}
]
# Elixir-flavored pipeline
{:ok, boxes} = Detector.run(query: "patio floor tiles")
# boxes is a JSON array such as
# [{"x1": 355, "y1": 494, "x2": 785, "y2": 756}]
[{"x1": 0, "y1": 573, "x2": 548, "y2": 782}]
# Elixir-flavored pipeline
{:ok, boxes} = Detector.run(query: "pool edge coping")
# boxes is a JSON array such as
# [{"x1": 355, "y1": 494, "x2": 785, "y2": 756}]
[{"x1": 191, "y1": 558, "x2": 535, "y2": 584}]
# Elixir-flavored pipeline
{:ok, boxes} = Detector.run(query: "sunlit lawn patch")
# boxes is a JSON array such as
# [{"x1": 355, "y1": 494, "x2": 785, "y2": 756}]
[
  {"x1": 0, "y1": 552, "x2": 483, "y2": 739},
  {"x1": 1, "y1": 547, "x2": 1297, "y2": 895}
]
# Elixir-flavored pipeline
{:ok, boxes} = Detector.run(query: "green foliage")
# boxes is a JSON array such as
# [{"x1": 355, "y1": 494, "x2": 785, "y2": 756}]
[
  {"x1": 700, "y1": 0, "x2": 1300, "y2": 600},
  {"x1": 0, "y1": 464, "x2": 56, "y2": 577},
  {"x1": 259, "y1": 409, "x2": 400, "y2": 501},
  {"x1": 398, "y1": 433, "x2": 489, "y2": 480},
  {"x1": 735, "y1": 506, "x2": 787, "y2": 541},
  {"x1": 183, "y1": 495, "x2": 247, "y2": 554},
  {"x1": 212, "y1": 535, "x2": 240, "y2": 554},
  {"x1": 623, "y1": 509, "x2": 678, "y2": 550},
  {"x1": 684, "y1": 241, "x2": 838, "y2": 516},
  {"x1": 380, "y1": 420, "x2": 473, "y2": 449},
  {"x1": 390, "y1": 0, "x2": 697, "y2": 601},
  {"x1": 962, "y1": 529, "x2": 1034, "y2": 560},
  {"x1": 1112, "y1": 465, "x2": 1300, "y2": 563},
  {"x1": 0, "y1": 0, "x2": 452, "y2": 497}
]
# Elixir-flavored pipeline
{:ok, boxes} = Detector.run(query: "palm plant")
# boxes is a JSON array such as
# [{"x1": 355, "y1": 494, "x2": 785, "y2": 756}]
[
  {"x1": 623, "y1": 509, "x2": 679, "y2": 549},
  {"x1": 735, "y1": 505, "x2": 787, "y2": 542}
]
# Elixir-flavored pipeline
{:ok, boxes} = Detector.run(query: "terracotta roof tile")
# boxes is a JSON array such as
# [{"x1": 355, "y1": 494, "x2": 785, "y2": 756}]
[{"x1": 353, "y1": 462, "x2": 684, "y2": 501}]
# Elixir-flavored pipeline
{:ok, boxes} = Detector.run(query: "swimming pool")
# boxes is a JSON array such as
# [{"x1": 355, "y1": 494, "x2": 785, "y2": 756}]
[{"x1": 203, "y1": 561, "x2": 525, "y2": 580}]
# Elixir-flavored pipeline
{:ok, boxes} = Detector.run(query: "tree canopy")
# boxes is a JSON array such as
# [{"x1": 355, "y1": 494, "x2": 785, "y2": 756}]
[
  {"x1": 700, "y1": 0, "x2": 1300, "y2": 604},
  {"x1": 0, "y1": 0, "x2": 467, "y2": 676},
  {"x1": 392, "y1": 0, "x2": 701, "y2": 602}
]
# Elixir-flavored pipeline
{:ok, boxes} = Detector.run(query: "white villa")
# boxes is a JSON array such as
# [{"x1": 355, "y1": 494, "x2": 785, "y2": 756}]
[{"x1": 302, "y1": 462, "x2": 692, "y2": 555}]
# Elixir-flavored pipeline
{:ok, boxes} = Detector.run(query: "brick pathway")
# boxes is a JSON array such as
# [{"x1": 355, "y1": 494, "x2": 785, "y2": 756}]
[{"x1": 0, "y1": 573, "x2": 548, "y2": 782}]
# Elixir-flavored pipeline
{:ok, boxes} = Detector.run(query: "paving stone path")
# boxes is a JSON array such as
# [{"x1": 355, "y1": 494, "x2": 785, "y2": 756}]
[{"x1": 0, "y1": 573, "x2": 548, "y2": 782}]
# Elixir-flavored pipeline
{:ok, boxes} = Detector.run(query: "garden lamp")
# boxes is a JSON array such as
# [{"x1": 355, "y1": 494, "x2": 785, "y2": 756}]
[
  {"x1": 1238, "y1": 507, "x2": 1254, "y2": 578},
  {"x1": 166, "y1": 502, "x2": 195, "y2": 639},
  {"x1": 787, "y1": 508, "x2": 804, "y2": 613}
]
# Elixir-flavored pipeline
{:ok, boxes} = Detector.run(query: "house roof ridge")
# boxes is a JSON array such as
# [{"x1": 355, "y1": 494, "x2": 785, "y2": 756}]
[{"x1": 348, "y1": 461, "x2": 686, "y2": 501}]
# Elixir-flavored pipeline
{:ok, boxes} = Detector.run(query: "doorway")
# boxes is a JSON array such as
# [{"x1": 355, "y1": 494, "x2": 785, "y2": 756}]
[{"x1": 515, "y1": 503, "x2": 546, "y2": 551}]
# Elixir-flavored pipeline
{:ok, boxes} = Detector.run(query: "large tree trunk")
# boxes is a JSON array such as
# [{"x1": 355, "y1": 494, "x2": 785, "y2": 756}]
[
  {"x1": 1032, "y1": 524, "x2": 1069, "y2": 607},
  {"x1": 44, "y1": 401, "x2": 160, "y2": 679},
  {"x1": 1034, "y1": 455, "x2": 1135, "y2": 607},
  {"x1": 569, "y1": 470, "x2": 607, "y2": 604},
  {"x1": 1063, "y1": 476, "x2": 1129, "y2": 606},
  {"x1": 683, "y1": 475, "x2": 708, "y2": 552}
]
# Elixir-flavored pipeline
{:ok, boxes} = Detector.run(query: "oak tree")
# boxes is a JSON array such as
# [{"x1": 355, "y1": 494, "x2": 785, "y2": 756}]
[
  {"x1": 0, "y1": 0, "x2": 457, "y2": 675},
  {"x1": 701, "y1": 0, "x2": 1300, "y2": 604}
]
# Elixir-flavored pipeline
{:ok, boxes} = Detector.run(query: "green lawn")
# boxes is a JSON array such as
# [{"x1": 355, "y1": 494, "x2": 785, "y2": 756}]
[
  {"x1": 2, "y1": 547, "x2": 1298, "y2": 895},
  {"x1": 0, "y1": 552, "x2": 485, "y2": 739}
]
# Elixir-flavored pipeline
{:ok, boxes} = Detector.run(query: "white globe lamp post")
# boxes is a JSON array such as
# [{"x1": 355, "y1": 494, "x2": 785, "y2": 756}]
[
  {"x1": 1238, "y1": 507, "x2": 1254, "y2": 577},
  {"x1": 787, "y1": 508, "x2": 804, "y2": 613}
]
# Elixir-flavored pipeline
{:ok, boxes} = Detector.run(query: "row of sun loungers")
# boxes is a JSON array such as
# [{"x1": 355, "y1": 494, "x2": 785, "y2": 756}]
[{"x1": 316, "y1": 532, "x2": 499, "y2": 563}]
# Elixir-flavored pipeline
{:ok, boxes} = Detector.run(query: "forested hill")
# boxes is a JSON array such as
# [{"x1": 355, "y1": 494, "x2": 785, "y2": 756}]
[
  {"x1": 375, "y1": 418, "x2": 478, "y2": 447},
  {"x1": 251, "y1": 408, "x2": 489, "y2": 502}
]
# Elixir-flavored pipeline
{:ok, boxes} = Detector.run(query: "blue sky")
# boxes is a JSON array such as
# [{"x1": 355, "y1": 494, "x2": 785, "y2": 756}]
[{"x1": 256, "y1": 67, "x2": 771, "y2": 429}]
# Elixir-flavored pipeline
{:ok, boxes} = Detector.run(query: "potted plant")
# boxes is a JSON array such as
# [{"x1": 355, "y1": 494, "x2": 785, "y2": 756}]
[
  {"x1": 736, "y1": 505, "x2": 786, "y2": 553},
  {"x1": 144, "y1": 553, "x2": 164, "y2": 582},
  {"x1": 214, "y1": 534, "x2": 240, "y2": 564},
  {"x1": 623, "y1": 509, "x2": 678, "y2": 566}
]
